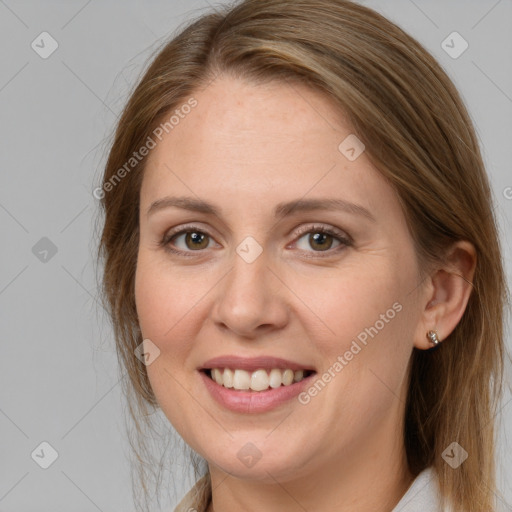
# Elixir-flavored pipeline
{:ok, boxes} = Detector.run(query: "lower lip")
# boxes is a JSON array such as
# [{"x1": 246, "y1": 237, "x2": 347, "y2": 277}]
[{"x1": 199, "y1": 371, "x2": 315, "y2": 413}]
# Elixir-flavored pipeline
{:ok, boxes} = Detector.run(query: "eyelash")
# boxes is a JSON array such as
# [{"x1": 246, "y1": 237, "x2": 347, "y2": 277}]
[{"x1": 159, "y1": 223, "x2": 353, "y2": 259}]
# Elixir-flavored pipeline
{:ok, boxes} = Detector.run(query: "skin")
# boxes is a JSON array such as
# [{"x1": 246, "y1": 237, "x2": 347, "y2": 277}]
[{"x1": 134, "y1": 75, "x2": 476, "y2": 512}]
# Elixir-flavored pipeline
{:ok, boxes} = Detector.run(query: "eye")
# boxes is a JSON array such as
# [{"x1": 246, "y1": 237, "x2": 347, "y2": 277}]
[
  {"x1": 162, "y1": 227, "x2": 215, "y2": 254},
  {"x1": 292, "y1": 225, "x2": 351, "y2": 254},
  {"x1": 160, "y1": 223, "x2": 352, "y2": 257}
]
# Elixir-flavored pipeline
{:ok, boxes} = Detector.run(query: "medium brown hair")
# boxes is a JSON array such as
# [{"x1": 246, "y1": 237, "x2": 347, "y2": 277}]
[{"x1": 96, "y1": 1, "x2": 508, "y2": 510}]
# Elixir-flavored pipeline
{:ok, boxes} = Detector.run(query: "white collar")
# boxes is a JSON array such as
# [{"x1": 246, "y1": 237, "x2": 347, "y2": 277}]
[{"x1": 392, "y1": 467, "x2": 445, "y2": 512}]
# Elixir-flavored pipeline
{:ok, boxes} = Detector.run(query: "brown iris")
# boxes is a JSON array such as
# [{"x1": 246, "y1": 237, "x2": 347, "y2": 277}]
[
  {"x1": 308, "y1": 232, "x2": 333, "y2": 251},
  {"x1": 185, "y1": 232, "x2": 209, "y2": 250}
]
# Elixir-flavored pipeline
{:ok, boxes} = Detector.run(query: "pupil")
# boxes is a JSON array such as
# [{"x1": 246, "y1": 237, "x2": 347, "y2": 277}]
[
  {"x1": 310, "y1": 232, "x2": 332, "y2": 251},
  {"x1": 187, "y1": 232, "x2": 207, "y2": 249}
]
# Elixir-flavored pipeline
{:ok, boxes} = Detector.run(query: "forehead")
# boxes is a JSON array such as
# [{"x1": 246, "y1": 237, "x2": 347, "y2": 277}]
[{"x1": 140, "y1": 75, "x2": 394, "y2": 218}]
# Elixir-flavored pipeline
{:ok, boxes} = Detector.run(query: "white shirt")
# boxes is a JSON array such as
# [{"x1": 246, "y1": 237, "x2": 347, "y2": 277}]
[{"x1": 391, "y1": 467, "x2": 445, "y2": 511}]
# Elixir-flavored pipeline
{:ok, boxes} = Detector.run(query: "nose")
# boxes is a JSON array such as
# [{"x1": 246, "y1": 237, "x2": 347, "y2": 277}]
[{"x1": 211, "y1": 249, "x2": 290, "y2": 339}]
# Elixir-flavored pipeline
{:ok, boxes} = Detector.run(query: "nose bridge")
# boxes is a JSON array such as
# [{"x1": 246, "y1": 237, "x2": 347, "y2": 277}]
[
  {"x1": 213, "y1": 238, "x2": 288, "y2": 335},
  {"x1": 226, "y1": 241, "x2": 272, "y2": 308}
]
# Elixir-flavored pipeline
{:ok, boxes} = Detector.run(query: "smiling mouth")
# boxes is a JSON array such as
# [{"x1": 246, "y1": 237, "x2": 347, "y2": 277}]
[{"x1": 202, "y1": 368, "x2": 316, "y2": 392}]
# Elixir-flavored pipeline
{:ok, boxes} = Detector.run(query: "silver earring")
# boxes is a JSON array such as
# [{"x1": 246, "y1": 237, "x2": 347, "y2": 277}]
[{"x1": 426, "y1": 330, "x2": 441, "y2": 346}]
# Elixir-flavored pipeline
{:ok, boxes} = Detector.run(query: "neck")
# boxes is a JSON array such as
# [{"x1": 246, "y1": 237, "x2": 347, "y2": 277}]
[{"x1": 206, "y1": 414, "x2": 414, "y2": 512}]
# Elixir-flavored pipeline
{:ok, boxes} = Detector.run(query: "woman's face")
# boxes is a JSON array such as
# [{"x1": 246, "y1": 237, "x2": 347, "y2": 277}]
[{"x1": 135, "y1": 75, "x2": 427, "y2": 483}]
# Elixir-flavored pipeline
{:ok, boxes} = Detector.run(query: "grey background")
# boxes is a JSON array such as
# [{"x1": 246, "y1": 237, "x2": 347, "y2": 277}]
[{"x1": 1, "y1": 0, "x2": 511, "y2": 510}]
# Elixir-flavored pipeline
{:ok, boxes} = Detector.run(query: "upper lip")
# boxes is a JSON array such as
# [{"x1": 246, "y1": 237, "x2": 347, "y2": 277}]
[{"x1": 199, "y1": 355, "x2": 316, "y2": 373}]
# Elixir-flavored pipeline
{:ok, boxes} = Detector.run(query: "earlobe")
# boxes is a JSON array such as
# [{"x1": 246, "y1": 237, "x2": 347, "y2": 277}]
[
  {"x1": 413, "y1": 241, "x2": 477, "y2": 350},
  {"x1": 426, "y1": 329, "x2": 441, "y2": 347}
]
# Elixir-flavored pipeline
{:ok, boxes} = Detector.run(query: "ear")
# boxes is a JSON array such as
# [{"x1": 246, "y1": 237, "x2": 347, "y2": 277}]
[{"x1": 413, "y1": 241, "x2": 477, "y2": 350}]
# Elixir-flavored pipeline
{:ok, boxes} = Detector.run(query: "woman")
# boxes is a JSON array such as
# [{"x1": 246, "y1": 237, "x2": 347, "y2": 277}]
[{"x1": 96, "y1": 1, "x2": 508, "y2": 511}]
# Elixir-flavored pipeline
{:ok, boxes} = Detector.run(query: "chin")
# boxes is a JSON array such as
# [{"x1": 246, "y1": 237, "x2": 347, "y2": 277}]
[{"x1": 201, "y1": 437, "x2": 313, "y2": 483}]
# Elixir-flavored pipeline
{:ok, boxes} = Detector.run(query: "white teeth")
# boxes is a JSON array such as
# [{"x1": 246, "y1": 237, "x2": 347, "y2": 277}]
[
  {"x1": 282, "y1": 369, "x2": 294, "y2": 386},
  {"x1": 212, "y1": 368, "x2": 223, "y2": 385},
  {"x1": 269, "y1": 368, "x2": 282, "y2": 388},
  {"x1": 223, "y1": 368, "x2": 233, "y2": 388},
  {"x1": 209, "y1": 368, "x2": 310, "y2": 391},
  {"x1": 233, "y1": 369, "x2": 251, "y2": 390},
  {"x1": 250, "y1": 369, "x2": 270, "y2": 391},
  {"x1": 293, "y1": 370, "x2": 304, "y2": 382}
]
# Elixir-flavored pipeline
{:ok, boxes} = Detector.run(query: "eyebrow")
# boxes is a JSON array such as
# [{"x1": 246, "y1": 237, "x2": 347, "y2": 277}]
[{"x1": 146, "y1": 196, "x2": 376, "y2": 222}]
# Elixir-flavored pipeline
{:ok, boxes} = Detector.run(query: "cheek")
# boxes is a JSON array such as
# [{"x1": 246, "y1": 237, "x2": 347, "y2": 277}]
[
  {"x1": 287, "y1": 258, "x2": 409, "y2": 353},
  {"x1": 134, "y1": 254, "x2": 209, "y2": 435},
  {"x1": 288, "y1": 256, "x2": 417, "y2": 411},
  {"x1": 134, "y1": 253, "x2": 207, "y2": 398},
  {"x1": 135, "y1": 252, "x2": 205, "y2": 339}
]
